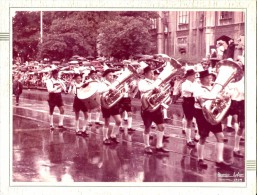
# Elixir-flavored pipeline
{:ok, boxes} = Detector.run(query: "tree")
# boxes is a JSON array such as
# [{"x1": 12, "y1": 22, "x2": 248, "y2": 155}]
[
  {"x1": 97, "y1": 15, "x2": 156, "y2": 59},
  {"x1": 13, "y1": 11, "x2": 41, "y2": 62}
]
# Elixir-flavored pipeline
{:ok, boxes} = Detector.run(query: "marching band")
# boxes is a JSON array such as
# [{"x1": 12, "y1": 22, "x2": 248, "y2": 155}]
[{"x1": 28, "y1": 55, "x2": 245, "y2": 169}]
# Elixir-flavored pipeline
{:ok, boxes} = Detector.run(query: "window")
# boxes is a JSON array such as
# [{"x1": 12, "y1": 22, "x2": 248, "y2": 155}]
[
  {"x1": 178, "y1": 11, "x2": 189, "y2": 24},
  {"x1": 178, "y1": 11, "x2": 189, "y2": 30},
  {"x1": 220, "y1": 11, "x2": 233, "y2": 19},
  {"x1": 150, "y1": 18, "x2": 157, "y2": 29},
  {"x1": 219, "y1": 11, "x2": 233, "y2": 25}
]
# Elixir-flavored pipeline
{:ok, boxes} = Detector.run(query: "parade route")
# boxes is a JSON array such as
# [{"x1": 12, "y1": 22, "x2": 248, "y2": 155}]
[{"x1": 12, "y1": 90, "x2": 245, "y2": 183}]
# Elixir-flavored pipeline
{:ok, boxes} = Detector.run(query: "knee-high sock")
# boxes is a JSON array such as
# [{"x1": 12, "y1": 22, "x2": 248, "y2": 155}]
[
  {"x1": 143, "y1": 133, "x2": 150, "y2": 147},
  {"x1": 227, "y1": 115, "x2": 232, "y2": 127},
  {"x1": 49, "y1": 115, "x2": 54, "y2": 126},
  {"x1": 182, "y1": 117, "x2": 186, "y2": 130},
  {"x1": 186, "y1": 128, "x2": 192, "y2": 142},
  {"x1": 124, "y1": 111, "x2": 128, "y2": 120},
  {"x1": 103, "y1": 127, "x2": 109, "y2": 140},
  {"x1": 234, "y1": 135, "x2": 241, "y2": 151},
  {"x1": 127, "y1": 117, "x2": 132, "y2": 129},
  {"x1": 163, "y1": 108, "x2": 168, "y2": 119},
  {"x1": 234, "y1": 122, "x2": 239, "y2": 133},
  {"x1": 88, "y1": 112, "x2": 92, "y2": 122},
  {"x1": 156, "y1": 131, "x2": 164, "y2": 148},
  {"x1": 197, "y1": 143, "x2": 205, "y2": 160},
  {"x1": 75, "y1": 120, "x2": 79, "y2": 131},
  {"x1": 59, "y1": 115, "x2": 64, "y2": 126},
  {"x1": 96, "y1": 112, "x2": 101, "y2": 122},
  {"x1": 82, "y1": 119, "x2": 88, "y2": 131},
  {"x1": 221, "y1": 123, "x2": 226, "y2": 131},
  {"x1": 193, "y1": 118, "x2": 198, "y2": 131},
  {"x1": 111, "y1": 125, "x2": 119, "y2": 138},
  {"x1": 216, "y1": 142, "x2": 224, "y2": 162}
]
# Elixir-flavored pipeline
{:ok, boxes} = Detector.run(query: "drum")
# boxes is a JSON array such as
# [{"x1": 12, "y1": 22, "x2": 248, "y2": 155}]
[{"x1": 77, "y1": 81, "x2": 100, "y2": 110}]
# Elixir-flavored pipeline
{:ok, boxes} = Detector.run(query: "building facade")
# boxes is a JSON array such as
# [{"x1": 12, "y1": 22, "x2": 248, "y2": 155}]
[{"x1": 152, "y1": 11, "x2": 245, "y2": 63}]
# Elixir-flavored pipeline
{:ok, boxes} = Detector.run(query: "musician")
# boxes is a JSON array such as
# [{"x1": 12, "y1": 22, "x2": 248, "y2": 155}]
[
  {"x1": 138, "y1": 63, "x2": 169, "y2": 154},
  {"x1": 181, "y1": 69, "x2": 196, "y2": 147},
  {"x1": 193, "y1": 69, "x2": 232, "y2": 169},
  {"x1": 68, "y1": 74, "x2": 90, "y2": 136},
  {"x1": 225, "y1": 75, "x2": 245, "y2": 158},
  {"x1": 87, "y1": 69, "x2": 103, "y2": 126},
  {"x1": 46, "y1": 69, "x2": 67, "y2": 131},
  {"x1": 119, "y1": 77, "x2": 137, "y2": 132},
  {"x1": 98, "y1": 69, "x2": 122, "y2": 145}
]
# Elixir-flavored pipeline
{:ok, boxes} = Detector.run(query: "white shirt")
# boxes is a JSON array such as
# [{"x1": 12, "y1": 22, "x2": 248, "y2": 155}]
[
  {"x1": 46, "y1": 78, "x2": 66, "y2": 93},
  {"x1": 181, "y1": 79, "x2": 195, "y2": 97},
  {"x1": 68, "y1": 82, "x2": 83, "y2": 96},
  {"x1": 193, "y1": 84, "x2": 214, "y2": 109},
  {"x1": 98, "y1": 79, "x2": 112, "y2": 94},
  {"x1": 173, "y1": 79, "x2": 182, "y2": 95},
  {"x1": 225, "y1": 77, "x2": 244, "y2": 101},
  {"x1": 138, "y1": 78, "x2": 155, "y2": 97}
]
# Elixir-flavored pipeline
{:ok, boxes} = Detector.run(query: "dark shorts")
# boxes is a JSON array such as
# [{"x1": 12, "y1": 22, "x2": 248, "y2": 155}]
[
  {"x1": 101, "y1": 102, "x2": 121, "y2": 118},
  {"x1": 141, "y1": 107, "x2": 164, "y2": 129},
  {"x1": 194, "y1": 108, "x2": 222, "y2": 138},
  {"x1": 182, "y1": 97, "x2": 195, "y2": 120},
  {"x1": 226, "y1": 100, "x2": 240, "y2": 116},
  {"x1": 47, "y1": 93, "x2": 64, "y2": 108},
  {"x1": 73, "y1": 96, "x2": 88, "y2": 113},
  {"x1": 119, "y1": 97, "x2": 132, "y2": 113},
  {"x1": 237, "y1": 100, "x2": 245, "y2": 123}
]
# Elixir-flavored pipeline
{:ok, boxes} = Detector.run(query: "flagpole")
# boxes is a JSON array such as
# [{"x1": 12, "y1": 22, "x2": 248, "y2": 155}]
[{"x1": 40, "y1": 11, "x2": 43, "y2": 43}]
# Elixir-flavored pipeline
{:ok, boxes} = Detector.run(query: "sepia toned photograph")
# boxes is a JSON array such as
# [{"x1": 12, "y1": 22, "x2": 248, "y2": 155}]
[{"x1": 11, "y1": 10, "x2": 246, "y2": 183}]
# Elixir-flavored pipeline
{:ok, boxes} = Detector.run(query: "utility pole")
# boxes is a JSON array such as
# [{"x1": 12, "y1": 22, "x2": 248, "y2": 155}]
[{"x1": 40, "y1": 11, "x2": 43, "y2": 43}]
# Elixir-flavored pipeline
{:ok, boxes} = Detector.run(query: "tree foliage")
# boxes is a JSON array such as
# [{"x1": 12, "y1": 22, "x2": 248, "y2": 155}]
[
  {"x1": 13, "y1": 11, "x2": 158, "y2": 62},
  {"x1": 98, "y1": 15, "x2": 156, "y2": 59}
]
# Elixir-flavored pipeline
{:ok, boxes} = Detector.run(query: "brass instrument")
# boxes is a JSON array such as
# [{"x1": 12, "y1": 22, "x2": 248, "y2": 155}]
[
  {"x1": 201, "y1": 59, "x2": 243, "y2": 125},
  {"x1": 141, "y1": 57, "x2": 182, "y2": 112},
  {"x1": 101, "y1": 65, "x2": 138, "y2": 109}
]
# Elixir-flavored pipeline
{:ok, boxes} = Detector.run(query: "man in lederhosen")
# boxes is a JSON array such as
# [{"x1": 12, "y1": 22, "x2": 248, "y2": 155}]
[
  {"x1": 181, "y1": 69, "x2": 197, "y2": 147},
  {"x1": 193, "y1": 70, "x2": 232, "y2": 169},
  {"x1": 98, "y1": 69, "x2": 122, "y2": 145},
  {"x1": 138, "y1": 62, "x2": 169, "y2": 155},
  {"x1": 68, "y1": 73, "x2": 90, "y2": 137},
  {"x1": 46, "y1": 69, "x2": 67, "y2": 131}
]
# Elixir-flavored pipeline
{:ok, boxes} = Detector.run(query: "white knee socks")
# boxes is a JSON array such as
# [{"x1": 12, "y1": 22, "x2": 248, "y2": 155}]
[
  {"x1": 82, "y1": 119, "x2": 88, "y2": 131},
  {"x1": 186, "y1": 128, "x2": 192, "y2": 142},
  {"x1": 156, "y1": 131, "x2": 164, "y2": 148},
  {"x1": 197, "y1": 143, "x2": 204, "y2": 160},
  {"x1": 127, "y1": 117, "x2": 132, "y2": 129},
  {"x1": 143, "y1": 133, "x2": 150, "y2": 147},
  {"x1": 59, "y1": 115, "x2": 64, "y2": 126},
  {"x1": 103, "y1": 127, "x2": 109, "y2": 140},
  {"x1": 111, "y1": 125, "x2": 119, "y2": 138},
  {"x1": 75, "y1": 120, "x2": 79, "y2": 131},
  {"x1": 163, "y1": 108, "x2": 168, "y2": 119},
  {"x1": 49, "y1": 115, "x2": 54, "y2": 126},
  {"x1": 216, "y1": 142, "x2": 224, "y2": 162}
]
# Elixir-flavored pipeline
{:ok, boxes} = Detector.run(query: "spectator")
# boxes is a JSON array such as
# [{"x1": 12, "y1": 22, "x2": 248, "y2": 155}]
[
  {"x1": 13, "y1": 75, "x2": 23, "y2": 106},
  {"x1": 224, "y1": 39, "x2": 235, "y2": 60}
]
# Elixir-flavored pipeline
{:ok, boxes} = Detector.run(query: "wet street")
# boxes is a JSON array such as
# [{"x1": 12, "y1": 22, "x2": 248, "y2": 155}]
[{"x1": 12, "y1": 90, "x2": 245, "y2": 182}]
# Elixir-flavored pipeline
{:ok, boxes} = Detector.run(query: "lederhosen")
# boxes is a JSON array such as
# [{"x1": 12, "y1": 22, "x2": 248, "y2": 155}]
[
  {"x1": 48, "y1": 79, "x2": 64, "y2": 108},
  {"x1": 73, "y1": 83, "x2": 88, "y2": 113},
  {"x1": 194, "y1": 86, "x2": 222, "y2": 138},
  {"x1": 101, "y1": 80, "x2": 121, "y2": 118},
  {"x1": 119, "y1": 83, "x2": 132, "y2": 113},
  {"x1": 182, "y1": 94, "x2": 195, "y2": 121},
  {"x1": 140, "y1": 79, "x2": 164, "y2": 129}
]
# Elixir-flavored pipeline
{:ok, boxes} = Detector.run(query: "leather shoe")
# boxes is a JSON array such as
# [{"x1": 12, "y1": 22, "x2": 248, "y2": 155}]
[
  {"x1": 128, "y1": 128, "x2": 136, "y2": 131},
  {"x1": 198, "y1": 159, "x2": 208, "y2": 169},
  {"x1": 233, "y1": 150, "x2": 244, "y2": 158},
  {"x1": 110, "y1": 137, "x2": 120, "y2": 144},
  {"x1": 156, "y1": 147, "x2": 169, "y2": 153},
  {"x1": 103, "y1": 138, "x2": 112, "y2": 145},
  {"x1": 216, "y1": 161, "x2": 233, "y2": 168},
  {"x1": 182, "y1": 130, "x2": 186, "y2": 135},
  {"x1": 76, "y1": 131, "x2": 83, "y2": 136},
  {"x1": 81, "y1": 131, "x2": 89, "y2": 137},
  {"x1": 144, "y1": 147, "x2": 153, "y2": 154},
  {"x1": 223, "y1": 137, "x2": 228, "y2": 142},
  {"x1": 164, "y1": 118, "x2": 171, "y2": 123},
  {"x1": 187, "y1": 141, "x2": 195, "y2": 147},
  {"x1": 119, "y1": 127, "x2": 125, "y2": 131}
]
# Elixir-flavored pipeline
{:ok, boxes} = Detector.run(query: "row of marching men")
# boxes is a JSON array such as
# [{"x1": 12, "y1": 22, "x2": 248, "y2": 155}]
[{"x1": 45, "y1": 56, "x2": 245, "y2": 169}]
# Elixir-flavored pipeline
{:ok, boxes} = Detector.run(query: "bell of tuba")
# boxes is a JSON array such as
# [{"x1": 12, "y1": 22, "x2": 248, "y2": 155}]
[
  {"x1": 141, "y1": 57, "x2": 182, "y2": 112},
  {"x1": 101, "y1": 65, "x2": 138, "y2": 109},
  {"x1": 201, "y1": 59, "x2": 244, "y2": 125}
]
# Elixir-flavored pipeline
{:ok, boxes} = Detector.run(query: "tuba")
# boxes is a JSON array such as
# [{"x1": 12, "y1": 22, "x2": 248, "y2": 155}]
[
  {"x1": 101, "y1": 65, "x2": 138, "y2": 109},
  {"x1": 201, "y1": 59, "x2": 244, "y2": 125},
  {"x1": 141, "y1": 57, "x2": 182, "y2": 112}
]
